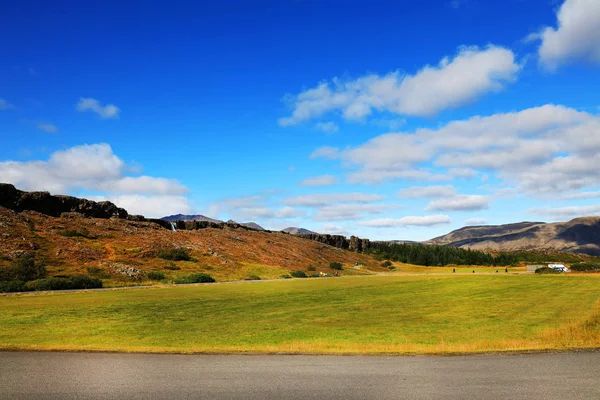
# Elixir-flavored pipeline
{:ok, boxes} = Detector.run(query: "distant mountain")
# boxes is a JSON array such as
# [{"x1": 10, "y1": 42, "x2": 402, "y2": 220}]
[
  {"x1": 282, "y1": 227, "x2": 317, "y2": 235},
  {"x1": 427, "y1": 217, "x2": 600, "y2": 256},
  {"x1": 161, "y1": 214, "x2": 222, "y2": 223},
  {"x1": 227, "y1": 220, "x2": 265, "y2": 231},
  {"x1": 373, "y1": 240, "x2": 420, "y2": 245}
]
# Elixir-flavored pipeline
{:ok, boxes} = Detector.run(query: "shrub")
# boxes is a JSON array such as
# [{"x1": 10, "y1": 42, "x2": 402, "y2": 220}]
[
  {"x1": 158, "y1": 248, "x2": 191, "y2": 261},
  {"x1": 290, "y1": 270, "x2": 307, "y2": 278},
  {"x1": 10, "y1": 254, "x2": 47, "y2": 282},
  {"x1": 245, "y1": 275, "x2": 261, "y2": 281},
  {"x1": 147, "y1": 271, "x2": 166, "y2": 280},
  {"x1": 570, "y1": 262, "x2": 600, "y2": 272},
  {"x1": 280, "y1": 274, "x2": 292, "y2": 279},
  {"x1": 68, "y1": 275, "x2": 103, "y2": 289},
  {"x1": 59, "y1": 227, "x2": 95, "y2": 239},
  {"x1": 163, "y1": 264, "x2": 181, "y2": 270},
  {"x1": 25, "y1": 277, "x2": 73, "y2": 291},
  {"x1": 329, "y1": 262, "x2": 343, "y2": 270},
  {"x1": 24, "y1": 275, "x2": 102, "y2": 291},
  {"x1": 380, "y1": 260, "x2": 393, "y2": 268},
  {"x1": 306, "y1": 265, "x2": 316, "y2": 271},
  {"x1": 174, "y1": 273, "x2": 215, "y2": 284},
  {"x1": 535, "y1": 267, "x2": 562, "y2": 274},
  {"x1": 0, "y1": 280, "x2": 27, "y2": 293}
]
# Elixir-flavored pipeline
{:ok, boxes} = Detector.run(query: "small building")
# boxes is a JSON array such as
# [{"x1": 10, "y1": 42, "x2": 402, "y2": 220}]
[{"x1": 526, "y1": 264, "x2": 545, "y2": 272}]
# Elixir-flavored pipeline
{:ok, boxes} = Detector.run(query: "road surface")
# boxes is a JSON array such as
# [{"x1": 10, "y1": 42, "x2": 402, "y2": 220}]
[{"x1": 1, "y1": 351, "x2": 598, "y2": 399}]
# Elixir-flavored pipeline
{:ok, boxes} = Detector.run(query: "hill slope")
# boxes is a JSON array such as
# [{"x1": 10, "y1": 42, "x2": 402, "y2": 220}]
[
  {"x1": 0, "y1": 207, "x2": 379, "y2": 285},
  {"x1": 428, "y1": 217, "x2": 600, "y2": 255}
]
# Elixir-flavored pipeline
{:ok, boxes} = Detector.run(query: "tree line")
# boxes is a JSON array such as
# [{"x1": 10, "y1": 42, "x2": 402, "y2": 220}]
[{"x1": 365, "y1": 242, "x2": 519, "y2": 266}]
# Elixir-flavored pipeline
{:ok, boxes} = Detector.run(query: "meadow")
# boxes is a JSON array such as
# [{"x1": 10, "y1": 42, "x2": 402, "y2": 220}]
[{"x1": 0, "y1": 274, "x2": 599, "y2": 355}]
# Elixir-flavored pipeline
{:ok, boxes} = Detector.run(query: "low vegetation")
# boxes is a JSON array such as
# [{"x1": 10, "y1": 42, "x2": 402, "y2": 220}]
[
  {"x1": 147, "y1": 272, "x2": 165, "y2": 280},
  {"x1": 158, "y1": 247, "x2": 191, "y2": 261},
  {"x1": 174, "y1": 273, "x2": 215, "y2": 284},
  {"x1": 1, "y1": 275, "x2": 598, "y2": 354},
  {"x1": 290, "y1": 270, "x2": 307, "y2": 278},
  {"x1": 535, "y1": 267, "x2": 563, "y2": 274},
  {"x1": 366, "y1": 242, "x2": 519, "y2": 266},
  {"x1": 329, "y1": 262, "x2": 343, "y2": 270},
  {"x1": 571, "y1": 262, "x2": 600, "y2": 272}
]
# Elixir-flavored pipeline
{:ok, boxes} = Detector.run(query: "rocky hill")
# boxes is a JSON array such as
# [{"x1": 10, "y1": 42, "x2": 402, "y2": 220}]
[
  {"x1": 0, "y1": 184, "x2": 380, "y2": 286},
  {"x1": 282, "y1": 227, "x2": 317, "y2": 235},
  {"x1": 161, "y1": 214, "x2": 222, "y2": 223},
  {"x1": 428, "y1": 217, "x2": 600, "y2": 256}
]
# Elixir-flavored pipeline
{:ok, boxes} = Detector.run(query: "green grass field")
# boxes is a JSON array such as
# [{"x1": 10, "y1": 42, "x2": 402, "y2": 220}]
[{"x1": 1, "y1": 275, "x2": 599, "y2": 355}]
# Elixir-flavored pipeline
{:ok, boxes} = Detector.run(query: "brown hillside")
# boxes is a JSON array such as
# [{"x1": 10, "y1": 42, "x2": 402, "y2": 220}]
[
  {"x1": 0, "y1": 207, "x2": 381, "y2": 285},
  {"x1": 427, "y1": 217, "x2": 600, "y2": 255}
]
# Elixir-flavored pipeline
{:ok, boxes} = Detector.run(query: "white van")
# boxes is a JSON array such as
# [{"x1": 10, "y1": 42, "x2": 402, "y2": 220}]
[{"x1": 548, "y1": 264, "x2": 569, "y2": 272}]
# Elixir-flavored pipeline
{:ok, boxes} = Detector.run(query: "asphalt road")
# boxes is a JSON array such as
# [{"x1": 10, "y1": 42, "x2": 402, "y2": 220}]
[{"x1": 1, "y1": 351, "x2": 598, "y2": 400}]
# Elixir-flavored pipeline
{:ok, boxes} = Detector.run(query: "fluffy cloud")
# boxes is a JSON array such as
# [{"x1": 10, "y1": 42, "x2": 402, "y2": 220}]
[
  {"x1": 36, "y1": 123, "x2": 57, "y2": 133},
  {"x1": 398, "y1": 185, "x2": 456, "y2": 199},
  {"x1": 0, "y1": 143, "x2": 192, "y2": 218},
  {"x1": 284, "y1": 193, "x2": 385, "y2": 207},
  {"x1": 534, "y1": 0, "x2": 600, "y2": 69},
  {"x1": 0, "y1": 143, "x2": 188, "y2": 195},
  {"x1": 298, "y1": 175, "x2": 339, "y2": 187},
  {"x1": 315, "y1": 121, "x2": 339, "y2": 133},
  {"x1": 312, "y1": 203, "x2": 400, "y2": 221},
  {"x1": 233, "y1": 206, "x2": 305, "y2": 221},
  {"x1": 76, "y1": 98, "x2": 120, "y2": 119},
  {"x1": 321, "y1": 223, "x2": 349, "y2": 236},
  {"x1": 279, "y1": 45, "x2": 520, "y2": 125},
  {"x1": 426, "y1": 195, "x2": 489, "y2": 211},
  {"x1": 360, "y1": 215, "x2": 451, "y2": 227},
  {"x1": 465, "y1": 218, "x2": 487, "y2": 226},
  {"x1": 0, "y1": 98, "x2": 14, "y2": 110},
  {"x1": 528, "y1": 205, "x2": 600, "y2": 220},
  {"x1": 313, "y1": 104, "x2": 599, "y2": 197},
  {"x1": 93, "y1": 195, "x2": 193, "y2": 218}
]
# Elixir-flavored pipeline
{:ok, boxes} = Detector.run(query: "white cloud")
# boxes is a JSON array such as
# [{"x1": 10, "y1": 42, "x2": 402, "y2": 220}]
[
  {"x1": 36, "y1": 123, "x2": 57, "y2": 133},
  {"x1": 315, "y1": 121, "x2": 339, "y2": 133},
  {"x1": 279, "y1": 45, "x2": 520, "y2": 125},
  {"x1": 233, "y1": 206, "x2": 305, "y2": 221},
  {"x1": 321, "y1": 223, "x2": 349, "y2": 236},
  {"x1": 0, "y1": 143, "x2": 187, "y2": 196},
  {"x1": 528, "y1": 205, "x2": 600, "y2": 220},
  {"x1": 360, "y1": 215, "x2": 452, "y2": 227},
  {"x1": 398, "y1": 185, "x2": 456, "y2": 199},
  {"x1": 94, "y1": 195, "x2": 193, "y2": 218},
  {"x1": 534, "y1": 0, "x2": 600, "y2": 69},
  {"x1": 465, "y1": 218, "x2": 487, "y2": 226},
  {"x1": 312, "y1": 203, "x2": 400, "y2": 221},
  {"x1": 284, "y1": 193, "x2": 385, "y2": 207},
  {"x1": 315, "y1": 104, "x2": 599, "y2": 196},
  {"x1": 76, "y1": 97, "x2": 120, "y2": 119},
  {"x1": 309, "y1": 146, "x2": 339, "y2": 159},
  {"x1": 0, "y1": 98, "x2": 14, "y2": 110},
  {"x1": 298, "y1": 175, "x2": 339, "y2": 187},
  {"x1": 426, "y1": 195, "x2": 489, "y2": 211},
  {"x1": 560, "y1": 191, "x2": 600, "y2": 200}
]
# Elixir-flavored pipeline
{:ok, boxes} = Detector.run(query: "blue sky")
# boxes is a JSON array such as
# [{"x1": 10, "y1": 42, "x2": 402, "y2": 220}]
[{"x1": 2, "y1": 0, "x2": 600, "y2": 240}]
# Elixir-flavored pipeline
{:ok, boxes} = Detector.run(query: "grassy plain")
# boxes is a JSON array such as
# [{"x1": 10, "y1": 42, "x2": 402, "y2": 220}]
[{"x1": 1, "y1": 274, "x2": 599, "y2": 355}]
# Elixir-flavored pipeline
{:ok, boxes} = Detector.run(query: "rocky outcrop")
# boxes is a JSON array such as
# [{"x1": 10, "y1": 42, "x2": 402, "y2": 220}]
[
  {"x1": 296, "y1": 233, "x2": 370, "y2": 253},
  {"x1": 349, "y1": 236, "x2": 370, "y2": 252},
  {"x1": 0, "y1": 183, "x2": 128, "y2": 219}
]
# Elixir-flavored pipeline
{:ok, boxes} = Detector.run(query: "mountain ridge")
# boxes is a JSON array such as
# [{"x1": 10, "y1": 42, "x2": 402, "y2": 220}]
[{"x1": 427, "y1": 217, "x2": 600, "y2": 256}]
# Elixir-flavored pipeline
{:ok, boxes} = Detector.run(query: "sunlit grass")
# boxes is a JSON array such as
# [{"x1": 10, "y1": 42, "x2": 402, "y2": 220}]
[{"x1": 1, "y1": 275, "x2": 598, "y2": 354}]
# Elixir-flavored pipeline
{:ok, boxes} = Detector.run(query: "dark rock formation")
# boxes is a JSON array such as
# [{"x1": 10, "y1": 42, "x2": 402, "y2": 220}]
[
  {"x1": 296, "y1": 233, "x2": 370, "y2": 252},
  {"x1": 0, "y1": 183, "x2": 128, "y2": 219}
]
